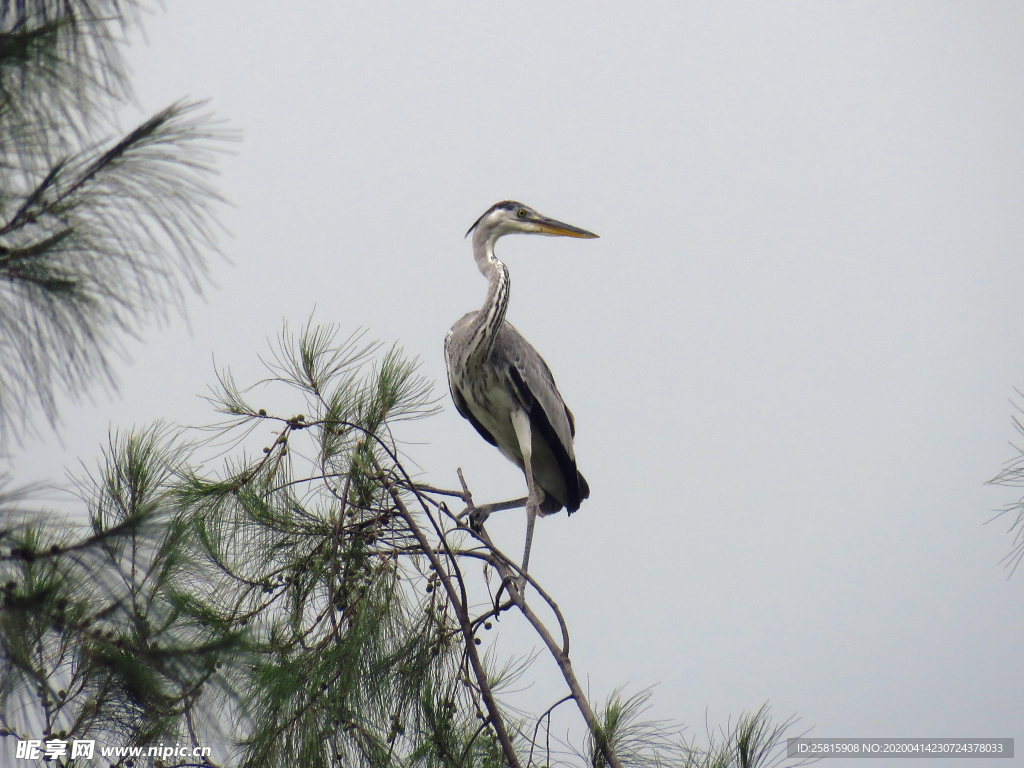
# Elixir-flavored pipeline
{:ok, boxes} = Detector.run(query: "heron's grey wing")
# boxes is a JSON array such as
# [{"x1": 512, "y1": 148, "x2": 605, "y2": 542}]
[
  {"x1": 528, "y1": 350, "x2": 577, "y2": 439},
  {"x1": 496, "y1": 323, "x2": 587, "y2": 512}
]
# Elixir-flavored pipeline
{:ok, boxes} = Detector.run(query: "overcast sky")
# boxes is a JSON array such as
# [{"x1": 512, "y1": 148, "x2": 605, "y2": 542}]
[{"x1": 8, "y1": 2, "x2": 1024, "y2": 765}]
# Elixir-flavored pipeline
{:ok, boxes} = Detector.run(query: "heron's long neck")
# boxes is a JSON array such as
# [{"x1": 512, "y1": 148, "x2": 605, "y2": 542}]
[{"x1": 469, "y1": 233, "x2": 509, "y2": 361}]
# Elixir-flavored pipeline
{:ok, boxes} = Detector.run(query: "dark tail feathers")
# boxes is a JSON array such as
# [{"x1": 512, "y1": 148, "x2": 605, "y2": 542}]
[{"x1": 540, "y1": 470, "x2": 589, "y2": 516}]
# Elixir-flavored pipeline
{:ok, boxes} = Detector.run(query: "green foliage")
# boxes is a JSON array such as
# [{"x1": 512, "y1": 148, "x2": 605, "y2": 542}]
[
  {"x1": 0, "y1": 1, "x2": 135, "y2": 167},
  {"x1": 584, "y1": 691, "x2": 790, "y2": 768},
  {"x1": 0, "y1": 0, "x2": 233, "y2": 446},
  {"x1": 0, "y1": 426, "x2": 244, "y2": 763}
]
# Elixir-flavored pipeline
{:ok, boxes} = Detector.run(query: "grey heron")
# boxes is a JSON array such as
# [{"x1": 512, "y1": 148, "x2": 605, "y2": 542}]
[{"x1": 444, "y1": 201, "x2": 597, "y2": 581}]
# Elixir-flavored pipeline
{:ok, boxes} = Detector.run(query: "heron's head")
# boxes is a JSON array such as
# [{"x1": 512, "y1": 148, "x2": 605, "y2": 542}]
[{"x1": 466, "y1": 201, "x2": 599, "y2": 242}]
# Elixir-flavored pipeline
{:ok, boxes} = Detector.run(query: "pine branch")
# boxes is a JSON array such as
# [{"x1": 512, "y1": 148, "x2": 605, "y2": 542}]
[
  {"x1": 986, "y1": 394, "x2": 1024, "y2": 575},
  {"x1": 0, "y1": 1, "x2": 137, "y2": 168},
  {"x1": 0, "y1": 101, "x2": 234, "y2": 445}
]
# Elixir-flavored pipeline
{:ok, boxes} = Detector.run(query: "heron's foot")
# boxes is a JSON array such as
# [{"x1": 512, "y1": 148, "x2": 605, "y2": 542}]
[{"x1": 469, "y1": 505, "x2": 490, "y2": 532}]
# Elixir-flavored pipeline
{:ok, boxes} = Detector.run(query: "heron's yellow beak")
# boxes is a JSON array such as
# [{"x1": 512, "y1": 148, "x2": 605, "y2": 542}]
[{"x1": 534, "y1": 216, "x2": 599, "y2": 239}]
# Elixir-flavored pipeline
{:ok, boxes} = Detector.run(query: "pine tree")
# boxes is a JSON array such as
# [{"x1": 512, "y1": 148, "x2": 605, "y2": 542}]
[{"x1": 0, "y1": 3, "x2": 796, "y2": 767}]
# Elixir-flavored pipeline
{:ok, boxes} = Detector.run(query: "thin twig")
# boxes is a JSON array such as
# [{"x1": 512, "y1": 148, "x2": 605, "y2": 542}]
[
  {"x1": 527, "y1": 695, "x2": 573, "y2": 768},
  {"x1": 411, "y1": 483, "x2": 468, "y2": 499}
]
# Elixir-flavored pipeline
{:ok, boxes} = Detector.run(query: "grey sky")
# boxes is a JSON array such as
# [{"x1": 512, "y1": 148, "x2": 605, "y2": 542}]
[{"x1": 9, "y1": 2, "x2": 1024, "y2": 764}]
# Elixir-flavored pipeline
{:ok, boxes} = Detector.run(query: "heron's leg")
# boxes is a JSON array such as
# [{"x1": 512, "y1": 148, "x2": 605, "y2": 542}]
[{"x1": 510, "y1": 409, "x2": 540, "y2": 588}]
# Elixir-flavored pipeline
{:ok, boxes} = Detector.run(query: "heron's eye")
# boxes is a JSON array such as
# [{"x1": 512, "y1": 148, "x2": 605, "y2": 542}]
[{"x1": 517, "y1": 209, "x2": 527, "y2": 218}]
